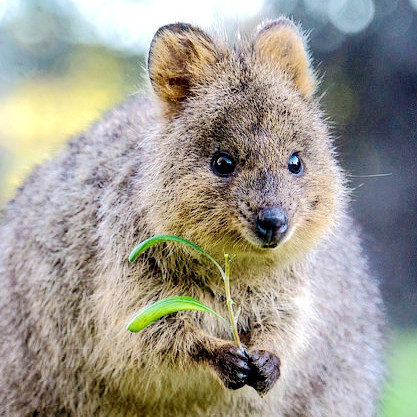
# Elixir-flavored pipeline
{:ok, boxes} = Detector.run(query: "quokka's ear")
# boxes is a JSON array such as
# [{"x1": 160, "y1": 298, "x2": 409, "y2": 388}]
[
  {"x1": 254, "y1": 18, "x2": 316, "y2": 98},
  {"x1": 148, "y1": 23, "x2": 219, "y2": 106}
]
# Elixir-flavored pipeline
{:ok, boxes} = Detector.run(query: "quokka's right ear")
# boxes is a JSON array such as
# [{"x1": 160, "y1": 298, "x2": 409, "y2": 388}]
[
  {"x1": 148, "y1": 23, "x2": 219, "y2": 107},
  {"x1": 254, "y1": 18, "x2": 317, "y2": 98}
]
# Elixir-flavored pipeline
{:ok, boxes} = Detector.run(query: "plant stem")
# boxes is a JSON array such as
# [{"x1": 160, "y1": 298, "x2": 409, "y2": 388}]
[{"x1": 223, "y1": 254, "x2": 241, "y2": 349}]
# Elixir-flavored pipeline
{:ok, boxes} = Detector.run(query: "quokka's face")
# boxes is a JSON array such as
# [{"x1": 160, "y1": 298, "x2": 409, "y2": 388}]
[{"x1": 148, "y1": 20, "x2": 345, "y2": 258}]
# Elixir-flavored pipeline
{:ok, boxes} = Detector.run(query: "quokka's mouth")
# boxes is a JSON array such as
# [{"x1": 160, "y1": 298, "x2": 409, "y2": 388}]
[{"x1": 261, "y1": 241, "x2": 279, "y2": 249}]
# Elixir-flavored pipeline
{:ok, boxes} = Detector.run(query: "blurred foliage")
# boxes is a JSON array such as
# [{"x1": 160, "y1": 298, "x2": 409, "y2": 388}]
[
  {"x1": 382, "y1": 330, "x2": 417, "y2": 417},
  {"x1": 0, "y1": 0, "x2": 144, "y2": 202},
  {"x1": 0, "y1": 47, "x2": 140, "y2": 200}
]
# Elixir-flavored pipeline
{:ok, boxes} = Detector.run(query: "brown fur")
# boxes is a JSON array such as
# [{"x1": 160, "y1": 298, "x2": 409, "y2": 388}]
[{"x1": 0, "y1": 18, "x2": 385, "y2": 416}]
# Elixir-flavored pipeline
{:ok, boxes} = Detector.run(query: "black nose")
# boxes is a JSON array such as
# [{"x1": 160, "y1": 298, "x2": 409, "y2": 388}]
[{"x1": 256, "y1": 207, "x2": 288, "y2": 248}]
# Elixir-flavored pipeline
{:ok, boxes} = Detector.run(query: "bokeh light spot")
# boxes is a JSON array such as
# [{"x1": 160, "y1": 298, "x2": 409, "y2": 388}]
[{"x1": 329, "y1": 0, "x2": 375, "y2": 34}]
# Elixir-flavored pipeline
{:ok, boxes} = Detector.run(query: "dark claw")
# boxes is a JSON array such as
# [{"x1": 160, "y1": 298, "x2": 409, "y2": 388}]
[{"x1": 234, "y1": 346, "x2": 250, "y2": 361}]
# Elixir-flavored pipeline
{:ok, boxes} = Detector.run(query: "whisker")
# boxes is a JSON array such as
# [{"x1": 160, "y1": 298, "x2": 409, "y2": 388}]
[{"x1": 348, "y1": 173, "x2": 392, "y2": 178}]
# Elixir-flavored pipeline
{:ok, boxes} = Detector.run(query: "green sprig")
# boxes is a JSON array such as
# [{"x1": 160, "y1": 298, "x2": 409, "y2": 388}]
[{"x1": 127, "y1": 235, "x2": 241, "y2": 348}]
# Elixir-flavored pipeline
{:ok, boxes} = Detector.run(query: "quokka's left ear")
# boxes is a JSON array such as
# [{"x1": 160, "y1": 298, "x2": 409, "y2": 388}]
[{"x1": 254, "y1": 18, "x2": 317, "y2": 99}]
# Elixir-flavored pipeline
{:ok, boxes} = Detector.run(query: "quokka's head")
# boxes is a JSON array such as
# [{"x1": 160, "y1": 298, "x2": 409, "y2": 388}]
[{"x1": 145, "y1": 18, "x2": 346, "y2": 261}]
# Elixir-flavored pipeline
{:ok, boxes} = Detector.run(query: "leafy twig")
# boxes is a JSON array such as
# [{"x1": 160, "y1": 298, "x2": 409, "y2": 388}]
[{"x1": 127, "y1": 235, "x2": 241, "y2": 348}]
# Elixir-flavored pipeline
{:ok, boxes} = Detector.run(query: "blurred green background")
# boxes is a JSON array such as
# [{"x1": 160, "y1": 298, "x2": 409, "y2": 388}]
[{"x1": 0, "y1": 1, "x2": 416, "y2": 415}]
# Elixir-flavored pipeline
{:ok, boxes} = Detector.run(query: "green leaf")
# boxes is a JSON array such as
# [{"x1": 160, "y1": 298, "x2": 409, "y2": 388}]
[
  {"x1": 129, "y1": 235, "x2": 209, "y2": 262},
  {"x1": 128, "y1": 235, "x2": 224, "y2": 278},
  {"x1": 127, "y1": 296, "x2": 227, "y2": 332}
]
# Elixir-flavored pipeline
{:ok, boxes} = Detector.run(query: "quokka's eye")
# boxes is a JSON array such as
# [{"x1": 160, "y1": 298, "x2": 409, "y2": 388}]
[
  {"x1": 211, "y1": 152, "x2": 236, "y2": 177},
  {"x1": 288, "y1": 152, "x2": 304, "y2": 176}
]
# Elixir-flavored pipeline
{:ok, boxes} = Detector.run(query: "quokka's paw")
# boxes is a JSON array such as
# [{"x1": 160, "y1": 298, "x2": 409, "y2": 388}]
[
  {"x1": 210, "y1": 344, "x2": 252, "y2": 390},
  {"x1": 210, "y1": 344, "x2": 280, "y2": 394},
  {"x1": 247, "y1": 349, "x2": 281, "y2": 395}
]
